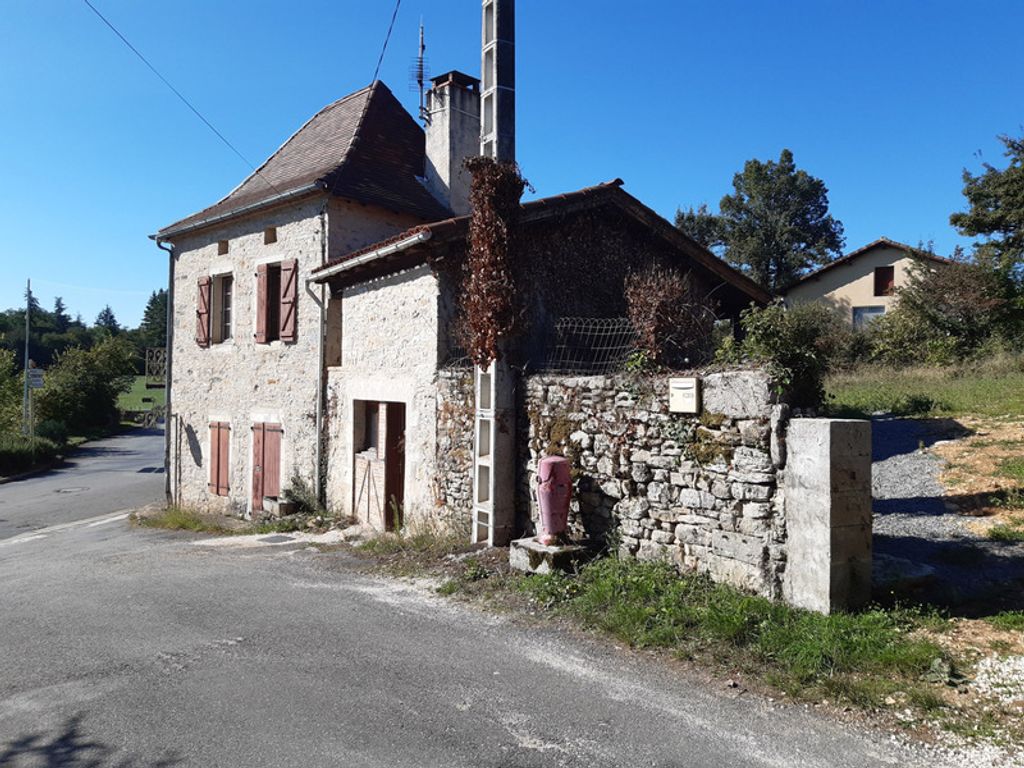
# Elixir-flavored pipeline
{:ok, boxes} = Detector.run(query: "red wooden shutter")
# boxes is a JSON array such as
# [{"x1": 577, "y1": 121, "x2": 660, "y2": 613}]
[
  {"x1": 255, "y1": 264, "x2": 269, "y2": 343},
  {"x1": 251, "y1": 423, "x2": 265, "y2": 509},
  {"x1": 208, "y1": 422, "x2": 230, "y2": 495},
  {"x1": 217, "y1": 423, "x2": 230, "y2": 494},
  {"x1": 279, "y1": 259, "x2": 298, "y2": 342},
  {"x1": 264, "y1": 424, "x2": 283, "y2": 500},
  {"x1": 196, "y1": 276, "x2": 212, "y2": 348}
]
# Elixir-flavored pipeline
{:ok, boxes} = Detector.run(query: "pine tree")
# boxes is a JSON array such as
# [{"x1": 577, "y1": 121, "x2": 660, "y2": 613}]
[
  {"x1": 138, "y1": 289, "x2": 168, "y2": 347},
  {"x1": 95, "y1": 305, "x2": 121, "y2": 334},
  {"x1": 53, "y1": 297, "x2": 70, "y2": 333}
]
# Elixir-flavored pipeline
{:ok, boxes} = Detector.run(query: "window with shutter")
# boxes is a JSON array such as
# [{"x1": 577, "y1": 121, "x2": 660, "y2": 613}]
[
  {"x1": 196, "y1": 277, "x2": 212, "y2": 348},
  {"x1": 255, "y1": 261, "x2": 296, "y2": 344},
  {"x1": 208, "y1": 421, "x2": 231, "y2": 495}
]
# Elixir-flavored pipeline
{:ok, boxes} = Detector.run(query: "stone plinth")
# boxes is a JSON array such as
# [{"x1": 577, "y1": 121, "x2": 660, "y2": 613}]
[{"x1": 509, "y1": 538, "x2": 588, "y2": 575}]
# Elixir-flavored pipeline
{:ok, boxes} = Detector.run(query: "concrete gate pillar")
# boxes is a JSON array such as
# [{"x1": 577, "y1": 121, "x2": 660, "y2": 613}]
[{"x1": 783, "y1": 419, "x2": 872, "y2": 613}]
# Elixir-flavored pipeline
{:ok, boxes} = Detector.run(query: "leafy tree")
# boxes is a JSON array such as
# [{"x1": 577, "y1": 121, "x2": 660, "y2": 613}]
[
  {"x1": 138, "y1": 289, "x2": 168, "y2": 348},
  {"x1": 676, "y1": 149, "x2": 845, "y2": 292},
  {"x1": 0, "y1": 349, "x2": 22, "y2": 434},
  {"x1": 94, "y1": 305, "x2": 121, "y2": 335},
  {"x1": 950, "y1": 133, "x2": 1024, "y2": 275},
  {"x1": 35, "y1": 336, "x2": 136, "y2": 432}
]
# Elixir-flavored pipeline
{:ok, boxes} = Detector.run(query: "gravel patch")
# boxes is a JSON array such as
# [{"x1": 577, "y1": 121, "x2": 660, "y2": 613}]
[
  {"x1": 872, "y1": 418, "x2": 1024, "y2": 611},
  {"x1": 974, "y1": 654, "x2": 1024, "y2": 705}
]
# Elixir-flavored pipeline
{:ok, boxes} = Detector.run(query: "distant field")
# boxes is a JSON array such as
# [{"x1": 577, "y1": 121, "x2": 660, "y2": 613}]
[
  {"x1": 827, "y1": 362, "x2": 1024, "y2": 419},
  {"x1": 118, "y1": 375, "x2": 165, "y2": 413}
]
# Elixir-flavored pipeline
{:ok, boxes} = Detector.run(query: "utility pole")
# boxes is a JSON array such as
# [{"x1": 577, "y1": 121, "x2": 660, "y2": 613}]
[{"x1": 22, "y1": 279, "x2": 31, "y2": 436}]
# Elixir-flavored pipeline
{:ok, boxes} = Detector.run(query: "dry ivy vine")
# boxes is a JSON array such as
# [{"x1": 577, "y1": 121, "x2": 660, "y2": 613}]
[{"x1": 459, "y1": 157, "x2": 528, "y2": 367}]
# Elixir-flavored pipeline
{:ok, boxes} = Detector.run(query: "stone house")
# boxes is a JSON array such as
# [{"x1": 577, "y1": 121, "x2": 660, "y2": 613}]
[
  {"x1": 154, "y1": 73, "x2": 770, "y2": 533},
  {"x1": 785, "y1": 237, "x2": 951, "y2": 328}
]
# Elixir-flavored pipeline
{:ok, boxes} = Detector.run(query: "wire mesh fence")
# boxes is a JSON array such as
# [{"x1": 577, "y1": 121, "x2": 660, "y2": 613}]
[{"x1": 541, "y1": 317, "x2": 638, "y2": 375}]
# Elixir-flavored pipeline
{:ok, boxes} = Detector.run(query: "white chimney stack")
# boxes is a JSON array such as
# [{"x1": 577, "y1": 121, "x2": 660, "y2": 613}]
[{"x1": 423, "y1": 71, "x2": 480, "y2": 216}]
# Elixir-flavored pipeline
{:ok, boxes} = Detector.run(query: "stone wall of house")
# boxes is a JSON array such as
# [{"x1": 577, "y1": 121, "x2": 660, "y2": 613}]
[
  {"x1": 434, "y1": 367, "x2": 475, "y2": 533},
  {"x1": 324, "y1": 264, "x2": 443, "y2": 525},
  {"x1": 168, "y1": 196, "x2": 419, "y2": 516},
  {"x1": 520, "y1": 370, "x2": 791, "y2": 598},
  {"x1": 168, "y1": 197, "x2": 326, "y2": 515}
]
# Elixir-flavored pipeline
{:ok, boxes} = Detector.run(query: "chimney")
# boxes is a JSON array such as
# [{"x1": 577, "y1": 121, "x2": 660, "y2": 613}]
[
  {"x1": 480, "y1": 0, "x2": 514, "y2": 161},
  {"x1": 423, "y1": 71, "x2": 481, "y2": 216}
]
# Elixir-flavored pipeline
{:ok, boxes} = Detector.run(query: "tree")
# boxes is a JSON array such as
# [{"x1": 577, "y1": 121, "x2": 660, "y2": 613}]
[
  {"x1": 950, "y1": 133, "x2": 1024, "y2": 275},
  {"x1": 138, "y1": 289, "x2": 168, "y2": 348},
  {"x1": 674, "y1": 204, "x2": 723, "y2": 251},
  {"x1": 94, "y1": 305, "x2": 121, "y2": 334},
  {"x1": 34, "y1": 336, "x2": 136, "y2": 432},
  {"x1": 53, "y1": 297, "x2": 70, "y2": 333},
  {"x1": 676, "y1": 149, "x2": 845, "y2": 292}
]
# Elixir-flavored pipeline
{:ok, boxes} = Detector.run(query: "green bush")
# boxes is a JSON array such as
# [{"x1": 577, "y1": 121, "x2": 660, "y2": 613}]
[
  {"x1": 35, "y1": 419, "x2": 69, "y2": 446},
  {"x1": 718, "y1": 301, "x2": 848, "y2": 407},
  {"x1": 0, "y1": 433, "x2": 60, "y2": 476},
  {"x1": 0, "y1": 349, "x2": 21, "y2": 435},
  {"x1": 34, "y1": 336, "x2": 136, "y2": 433}
]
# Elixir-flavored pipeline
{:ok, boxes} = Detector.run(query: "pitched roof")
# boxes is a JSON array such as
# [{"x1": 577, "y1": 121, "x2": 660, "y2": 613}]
[
  {"x1": 787, "y1": 236, "x2": 953, "y2": 288},
  {"x1": 156, "y1": 82, "x2": 450, "y2": 239},
  {"x1": 311, "y1": 179, "x2": 773, "y2": 305}
]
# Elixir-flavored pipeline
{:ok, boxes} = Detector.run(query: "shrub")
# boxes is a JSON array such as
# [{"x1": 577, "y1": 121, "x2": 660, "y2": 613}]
[
  {"x1": 718, "y1": 300, "x2": 845, "y2": 407},
  {"x1": 0, "y1": 434, "x2": 60, "y2": 476},
  {"x1": 35, "y1": 419, "x2": 69, "y2": 446},
  {"x1": 34, "y1": 336, "x2": 136, "y2": 433},
  {"x1": 0, "y1": 349, "x2": 21, "y2": 435},
  {"x1": 625, "y1": 265, "x2": 716, "y2": 367}
]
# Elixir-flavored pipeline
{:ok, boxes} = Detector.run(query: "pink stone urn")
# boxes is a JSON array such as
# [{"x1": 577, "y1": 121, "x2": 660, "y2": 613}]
[{"x1": 536, "y1": 456, "x2": 572, "y2": 546}]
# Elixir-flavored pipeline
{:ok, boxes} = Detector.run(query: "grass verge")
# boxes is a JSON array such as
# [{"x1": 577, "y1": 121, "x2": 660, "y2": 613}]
[
  {"x1": 134, "y1": 506, "x2": 315, "y2": 536},
  {"x1": 827, "y1": 363, "x2": 1024, "y2": 419},
  {"x1": 513, "y1": 557, "x2": 951, "y2": 710}
]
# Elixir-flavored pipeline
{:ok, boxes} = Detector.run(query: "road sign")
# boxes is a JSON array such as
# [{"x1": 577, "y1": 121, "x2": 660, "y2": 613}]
[{"x1": 27, "y1": 369, "x2": 44, "y2": 389}]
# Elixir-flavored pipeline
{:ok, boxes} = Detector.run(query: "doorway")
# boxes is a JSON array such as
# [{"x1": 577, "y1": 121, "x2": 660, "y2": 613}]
[
  {"x1": 353, "y1": 401, "x2": 406, "y2": 531},
  {"x1": 252, "y1": 422, "x2": 282, "y2": 512}
]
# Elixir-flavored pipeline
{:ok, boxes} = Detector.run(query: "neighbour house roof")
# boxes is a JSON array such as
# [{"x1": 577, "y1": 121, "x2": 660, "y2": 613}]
[
  {"x1": 786, "y1": 237, "x2": 953, "y2": 290},
  {"x1": 155, "y1": 82, "x2": 451, "y2": 239},
  {"x1": 311, "y1": 179, "x2": 773, "y2": 305}
]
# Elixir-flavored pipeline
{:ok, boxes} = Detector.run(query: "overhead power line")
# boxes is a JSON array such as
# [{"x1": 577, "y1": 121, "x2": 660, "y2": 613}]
[
  {"x1": 372, "y1": 0, "x2": 403, "y2": 83},
  {"x1": 81, "y1": 0, "x2": 280, "y2": 194}
]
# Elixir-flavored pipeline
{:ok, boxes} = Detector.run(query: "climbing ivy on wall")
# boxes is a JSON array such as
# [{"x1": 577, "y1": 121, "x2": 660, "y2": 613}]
[{"x1": 459, "y1": 157, "x2": 528, "y2": 367}]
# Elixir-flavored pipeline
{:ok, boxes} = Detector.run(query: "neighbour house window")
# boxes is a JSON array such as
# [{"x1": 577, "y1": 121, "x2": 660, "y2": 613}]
[
  {"x1": 208, "y1": 421, "x2": 231, "y2": 495},
  {"x1": 852, "y1": 306, "x2": 886, "y2": 329},
  {"x1": 874, "y1": 266, "x2": 895, "y2": 296},
  {"x1": 264, "y1": 227, "x2": 278, "y2": 245},
  {"x1": 255, "y1": 259, "x2": 298, "y2": 343},
  {"x1": 218, "y1": 240, "x2": 229, "y2": 255}
]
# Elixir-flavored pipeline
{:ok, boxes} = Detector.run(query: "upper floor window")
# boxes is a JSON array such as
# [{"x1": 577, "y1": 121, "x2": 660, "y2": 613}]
[
  {"x1": 196, "y1": 273, "x2": 234, "y2": 347},
  {"x1": 264, "y1": 227, "x2": 278, "y2": 245},
  {"x1": 217, "y1": 240, "x2": 229, "y2": 255},
  {"x1": 255, "y1": 259, "x2": 298, "y2": 343},
  {"x1": 874, "y1": 266, "x2": 895, "y2": 296}
]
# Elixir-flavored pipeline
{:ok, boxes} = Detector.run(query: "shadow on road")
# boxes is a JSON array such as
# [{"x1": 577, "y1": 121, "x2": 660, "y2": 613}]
[
  {"x1": 0, "y1": 715, "x2": 180, "y2": 767},
  {"x1": 871, "y1": 417, "x2": 973, "y2": 462}
]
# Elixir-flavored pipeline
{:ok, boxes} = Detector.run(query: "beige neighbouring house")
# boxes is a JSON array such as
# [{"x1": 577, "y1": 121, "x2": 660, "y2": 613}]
[{"x1": 784, "y1": 237, "x2": 951, "y2": 328}]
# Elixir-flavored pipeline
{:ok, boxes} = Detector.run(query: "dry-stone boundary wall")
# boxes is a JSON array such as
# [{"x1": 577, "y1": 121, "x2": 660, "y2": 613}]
[{"x1": 521, "y1": 370, "x2": 791, "y2": 598}]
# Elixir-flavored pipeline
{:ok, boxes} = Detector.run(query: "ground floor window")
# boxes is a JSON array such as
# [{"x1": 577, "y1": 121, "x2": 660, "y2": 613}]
[{"x1": 852, "y1": 305, "x2": 886, "y2": 329}]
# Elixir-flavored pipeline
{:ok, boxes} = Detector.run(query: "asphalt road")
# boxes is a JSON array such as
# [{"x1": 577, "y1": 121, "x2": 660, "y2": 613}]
[
  {"x1": 0, "y1": 517, "x2": 946, "y2": 768},
  {"x1": 0, "y1": 428, "x2": 165, "y2": 540}
]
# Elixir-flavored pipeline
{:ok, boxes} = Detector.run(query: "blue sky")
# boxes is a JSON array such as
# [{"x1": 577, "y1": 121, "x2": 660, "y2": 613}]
[{"x1": 1, "y1": 0, "x2": 1021, "y2": 326}]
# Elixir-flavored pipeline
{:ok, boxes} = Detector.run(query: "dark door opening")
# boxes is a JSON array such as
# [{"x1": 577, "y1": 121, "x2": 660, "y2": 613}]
[{"x1": 353, "y1": 401, "x2": 406, "y2": 531}]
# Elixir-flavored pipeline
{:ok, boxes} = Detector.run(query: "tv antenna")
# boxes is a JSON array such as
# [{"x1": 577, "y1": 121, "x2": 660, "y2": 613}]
[{"x1": 409, "y1": 19, "x2": 430, "y2": 125}]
